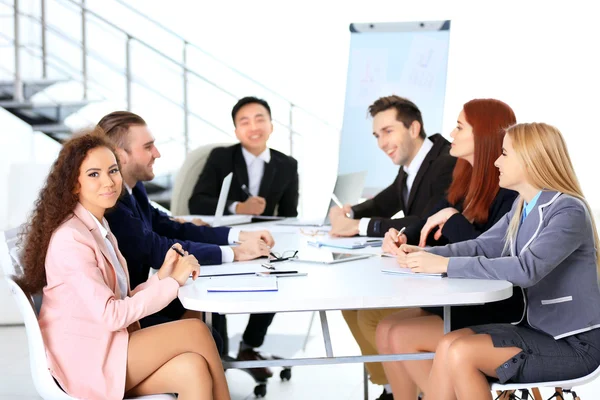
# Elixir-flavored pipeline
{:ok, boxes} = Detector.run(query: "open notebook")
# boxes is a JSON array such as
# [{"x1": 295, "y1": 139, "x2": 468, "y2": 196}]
[
  {"x1": 205, "y1": 276, "x2": 278, "y2": 292},
  {"x1": 307, "y1": 237, "x2": 383, "y2": 250}
]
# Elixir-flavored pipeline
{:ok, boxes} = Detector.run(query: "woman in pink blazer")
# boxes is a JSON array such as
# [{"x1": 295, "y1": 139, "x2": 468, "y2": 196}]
[{"x1": 16, "y1": 132, "x2": 230, "y2": 400}]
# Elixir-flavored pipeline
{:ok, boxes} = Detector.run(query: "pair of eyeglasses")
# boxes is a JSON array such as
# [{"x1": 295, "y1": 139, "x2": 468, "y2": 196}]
[
  {"x1": 300, "y1": 228, "x2": 328, "y2": 237},
  {"x1": 268, "y1": 250, "x2": 298, "y2": 262}
]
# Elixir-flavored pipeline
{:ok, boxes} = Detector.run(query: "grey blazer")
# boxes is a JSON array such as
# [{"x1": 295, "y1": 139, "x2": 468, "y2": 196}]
[{"x1": 429, "y1": 190, "x2": 600, "y2": 339}]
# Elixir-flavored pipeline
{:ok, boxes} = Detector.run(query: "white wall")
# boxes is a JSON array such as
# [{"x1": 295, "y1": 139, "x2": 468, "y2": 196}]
[
  {"x1": 131, "y1": 0, "x2": 600, "y2": 205},
  {"x1": 0, "y1": 109, "x2": 60, "y2": 324}
]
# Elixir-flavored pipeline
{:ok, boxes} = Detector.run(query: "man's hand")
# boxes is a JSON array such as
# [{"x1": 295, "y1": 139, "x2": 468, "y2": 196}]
[
  {"x1": 232, "y1": 240, "x2": 271, "y2": 261},
  {"x1": 329, "y1": 206, "x2": 359, "y2": 237},
  {"x1": 236, "y1": 196, "x2": 266, "y2": 215},
  {"x1": 239, "y1": 230, "x2": 275, "y2": 248},
  {"x1": 171, "y1": 217, "x2": 210, "y2": 226},
  {"x1": 382, "y1": 228, "x2": 407, "y2": 255}
]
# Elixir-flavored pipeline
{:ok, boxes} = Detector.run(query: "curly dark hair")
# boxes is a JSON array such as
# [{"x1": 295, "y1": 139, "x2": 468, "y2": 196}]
[{"x1": 16, "y1": 130, "x2": 118, "y2": 294}]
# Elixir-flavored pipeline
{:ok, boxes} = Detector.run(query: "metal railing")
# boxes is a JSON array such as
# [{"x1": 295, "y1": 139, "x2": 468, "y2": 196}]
[
  {"x1": 6, "y1": 0, "x2": 340, "y2": 156},
  {"x1": 2, "y1": 3, "x2": 234, "y2": 142}
]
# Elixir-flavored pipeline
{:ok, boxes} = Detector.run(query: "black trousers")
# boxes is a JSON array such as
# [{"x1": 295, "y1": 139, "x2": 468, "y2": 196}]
[{"x1": 242, "y1": 313, "x2": 276, "y2": 348}]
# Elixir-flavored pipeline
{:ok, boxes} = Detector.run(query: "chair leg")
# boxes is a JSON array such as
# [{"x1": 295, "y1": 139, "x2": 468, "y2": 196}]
[
  {"x1": 495, "y1": 390, "x2": 516, "y2": 400},
  {"x1": 548, "y1": 389, "x2": 565, "y2": 400},
  {"x1": 363, "y1": 365, "x2": 369, "y2": 400},
  {"x1": 519, "y1": 389, "x2": 531, "y2": 399},
  {"x1": 532, "y1": 388, "x2": 543, "y2": 400},
  {"x1": 562, "y1": 389, "x2": 580, "y2": 400}
]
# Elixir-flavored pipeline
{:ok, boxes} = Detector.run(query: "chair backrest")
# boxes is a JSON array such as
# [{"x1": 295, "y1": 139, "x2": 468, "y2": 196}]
[
  {"x1": 0, "y1": 227, "x2": 25, "y2": 325},
  {"x1": 170, "y1": 143, "x2": 232, "y2": 216},
  {"x1": 0, "y1": 226, "x2": 22, "y2": 277},
  {"x1": 5, "y1": 277, "x2": 76, "y2": 399}
]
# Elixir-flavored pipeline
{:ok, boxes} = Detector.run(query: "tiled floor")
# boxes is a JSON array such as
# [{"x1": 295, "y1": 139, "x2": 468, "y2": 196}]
[{"x1": 2, "y1": 310, "x2": 600, "y2": 399}]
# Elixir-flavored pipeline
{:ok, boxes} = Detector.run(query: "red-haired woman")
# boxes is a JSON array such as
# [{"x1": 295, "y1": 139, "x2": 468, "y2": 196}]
[{"x1": 375, "y1": 99, "x2": 523, "y2": 399}]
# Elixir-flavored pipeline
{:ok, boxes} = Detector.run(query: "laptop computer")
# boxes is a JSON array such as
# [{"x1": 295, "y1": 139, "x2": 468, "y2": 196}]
[
  {"x1": 212, "y1": 172, "x2": 253, "y2": 227},
  {"x1": 279, "y1": 170, "x2": 367, "y2": 227}
]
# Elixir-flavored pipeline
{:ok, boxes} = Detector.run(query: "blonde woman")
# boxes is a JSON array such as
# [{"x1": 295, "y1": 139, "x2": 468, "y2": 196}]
[{"x1": 394, "y1": 122, "x2": 600, "y2": 399}]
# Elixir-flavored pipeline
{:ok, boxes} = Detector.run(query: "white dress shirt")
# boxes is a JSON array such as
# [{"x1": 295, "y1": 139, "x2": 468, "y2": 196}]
[
  {"x1": 125, "y1": 183, "x2": 239, "y2": 263},
  {"x1": 87, "y1": 211, "x2": 128, "y2": 299},
  {"x1": 358, "y1": 138, "x2": 434, "y2": 236},
  {"x1": 229, "y1": 147, "x2": 271, "y2": 214}
]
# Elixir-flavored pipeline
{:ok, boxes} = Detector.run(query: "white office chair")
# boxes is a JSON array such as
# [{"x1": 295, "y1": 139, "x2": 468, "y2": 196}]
[
  {"x1": 2, "y1": 230, "x2": 175, "y2": 400},
  {"x1": 491, "y1": 367, "x2": 600, "y2": 400},
  {"x1": 5, "y1": 278, "x2": 175, "y2": 400},
  {"x1": 170, "y1": 142, "x2": 232, "y2": 216},
  {"x1": 0, "y1": 226, "x2": 22, "y2": 276},
  {"x1": 0, "y1": 227, "x2": 23, "y2": 325}
]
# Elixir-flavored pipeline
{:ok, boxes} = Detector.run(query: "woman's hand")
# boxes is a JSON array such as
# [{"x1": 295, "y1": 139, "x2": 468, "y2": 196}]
[
  {"x1": 403, "y1": 247, "x2": 449, "y2": 274},
  {"x1": 419, "y1": 207, "x2": 460, "y2": 247},
  {"x1": 170, "y1": 254, "x2": 201, "y2": 286},
  {"x1": 396, "y1": 244, "x2": 422, "y2": 267},
  {"x1": 157, "y1": 244, "x2": 183, "y2": 280},
  {"x1": 382, "y1": 228, "x2": 407, "y2": 255}
]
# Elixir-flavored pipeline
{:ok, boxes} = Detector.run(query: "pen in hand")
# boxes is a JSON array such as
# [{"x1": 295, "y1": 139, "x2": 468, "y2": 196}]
[
  {"x1": 171, "y1": 245, "x2": 186, "y2": 257},
  {"x1": 331, "y1": 193, "x2": 351, "y2": 218},
  {"x1": 396, "y1": 227, "x2": 406, "y2": 239},
  {"x1": 171, "y1": 246, "x2": 199, "y2": 280},
  {"x1": 241, "y1": 184, "x2": 252, "y2": 198}
]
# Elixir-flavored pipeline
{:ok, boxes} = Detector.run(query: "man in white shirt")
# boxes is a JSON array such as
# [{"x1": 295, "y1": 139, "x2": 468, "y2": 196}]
[
  {"x1": 329, "y1": 95, "x2": 456, "y2": 238},
  {"x1": 187, "y1": 97, "x2": 299, "y2": 379},
  {"x1": 188, "y1": 96, "x2": 299, "y2": 218}
]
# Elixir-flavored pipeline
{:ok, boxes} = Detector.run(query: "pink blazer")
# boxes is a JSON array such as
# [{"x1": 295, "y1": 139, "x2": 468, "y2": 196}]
[{"x1": 38, "y1": 203, "x2": 180, "y2": 400}]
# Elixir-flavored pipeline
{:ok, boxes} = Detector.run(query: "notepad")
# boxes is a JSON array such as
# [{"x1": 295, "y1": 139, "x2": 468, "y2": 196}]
[
  {"x1": 307, "y1": 237, "x2": 383, "y2": 249},
  {"x1": 381, "y1": 266, "x2": 445, "y2": 277},
  {"x1": 206, "y1": 276, "x2": 279, "y2": 292}
]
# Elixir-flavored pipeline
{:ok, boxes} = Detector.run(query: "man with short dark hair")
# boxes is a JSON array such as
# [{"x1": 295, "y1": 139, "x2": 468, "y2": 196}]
[
  {"x1": 329, "y1": 95, "x2": 456, "y2": 238},
  {"x1": 188, "y1": 96, "x2": 299, "y2": 217},
  {"x1": 330, "y1": 96, "x2": 456, "y2": 400}
]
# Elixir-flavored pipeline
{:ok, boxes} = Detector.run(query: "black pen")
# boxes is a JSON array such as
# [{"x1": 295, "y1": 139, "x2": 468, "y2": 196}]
[
  {"x1": 171, "y1": 246, "x2": 185, "y2": 257},
  {"x1": 241, "y1": 184, "x2": 252, "y2": 198},
  {"x1": 259, "y1": 270, "x2": 299, "y2": 275}
]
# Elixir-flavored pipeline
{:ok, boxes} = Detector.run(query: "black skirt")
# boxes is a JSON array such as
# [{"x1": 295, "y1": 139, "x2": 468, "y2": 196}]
[{"x1": 470, "y1": 324, "x2": 600, "y2": 384}]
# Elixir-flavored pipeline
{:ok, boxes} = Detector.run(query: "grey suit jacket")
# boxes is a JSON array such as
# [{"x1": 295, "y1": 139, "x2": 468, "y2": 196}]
[{"x1": 429, "y1": 190, "x2": 600, "y2": 339}]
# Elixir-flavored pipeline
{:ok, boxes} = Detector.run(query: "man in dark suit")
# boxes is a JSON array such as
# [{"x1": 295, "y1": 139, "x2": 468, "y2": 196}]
[
  {"x1": 329, "y1": 95, "x2": 456, "y2": 238},
  {"x1": 330, "y1": 96, "x2": 456, "y2": 400},
  {"x1": 98, "y1": 111, "x2": 276, "y2": 380},
  {"x1": 188, "y1": 96, "x2": 299, "y2": 217}
]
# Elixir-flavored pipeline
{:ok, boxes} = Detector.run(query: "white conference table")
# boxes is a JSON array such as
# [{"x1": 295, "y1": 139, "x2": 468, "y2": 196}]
[{"x1": 178, "y1": 222, "x2": 513, "y2": 386}]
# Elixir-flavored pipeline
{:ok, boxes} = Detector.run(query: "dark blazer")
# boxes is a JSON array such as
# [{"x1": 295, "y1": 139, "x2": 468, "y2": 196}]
[
  {"x1": 404, "y1": 188, "x2": 519, "y2": 246},
  {"x1": 414, "y1": 188, "x2": 522, "y2": 331},
  {"x1": 352, "y1": 134, "x2": 456, "y2": 237},
  {"x1": 106, "y1": 182, "x2": 230, "y2": 290},
  {"x1": 188, "y1": 144, "x2": 299, "y2": 217}
]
